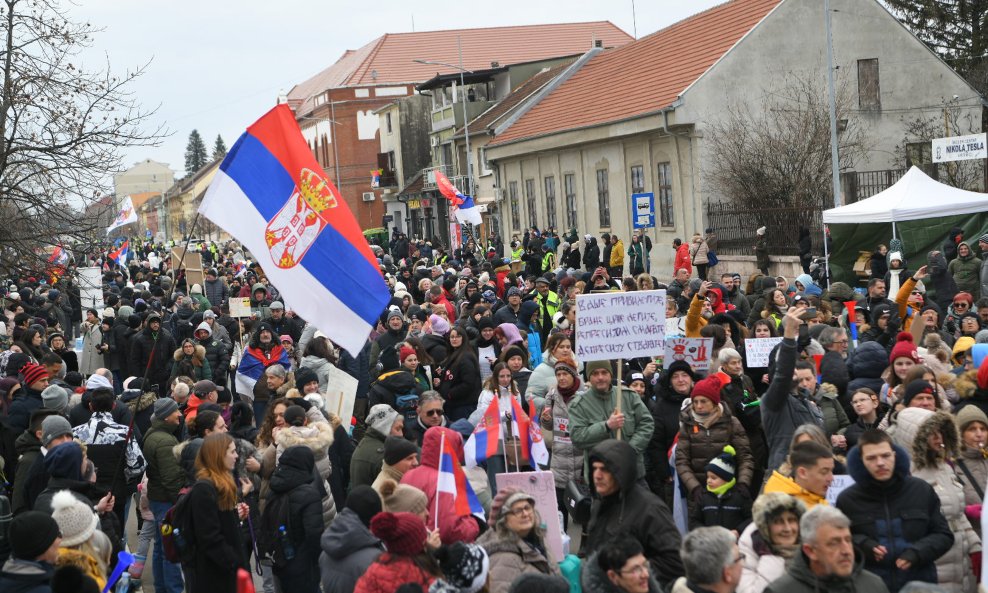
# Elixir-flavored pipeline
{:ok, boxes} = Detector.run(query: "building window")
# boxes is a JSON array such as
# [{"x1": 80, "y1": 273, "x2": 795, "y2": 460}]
[
  {"x1": 525, "y1": 178, "x2": 537, "y2": 229},
  {"x1": 564, "y1": 173, "x2": 578, "y2": 230},
  {"x1": 857, "y1": 58, "x2": 881, "y2": 110},
  {"x1": 544, "y1": 176, "x2": 557, "y2": 229},
  {"x1": 509, "y1": 181, "x2": 520, "y2": 231},
  {"x1": 630, "y1": 165, "x2": 644, "y2": 194},
  {"x1": 657, "y1": 162, "x2": 674, "y2": 227},
  {"x1": 386, "y1": 112, "x2": 393, "y2": 134},
  {"x1": 596, "y1": 169, "x2": 610, "y2": 227}
]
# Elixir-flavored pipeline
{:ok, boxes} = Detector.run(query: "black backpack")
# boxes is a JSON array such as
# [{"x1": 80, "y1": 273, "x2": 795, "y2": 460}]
[{"x1": 256, "y1": 493, "x2": 293, "y2": 569}]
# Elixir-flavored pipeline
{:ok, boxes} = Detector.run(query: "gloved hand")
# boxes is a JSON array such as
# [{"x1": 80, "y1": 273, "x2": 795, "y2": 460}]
[
  {"x1": 971, "y1": 552, "x2": 982, "y2": 580},
  {"x1": 965, "y1": 504, "x2": 982, "y2": 523}
]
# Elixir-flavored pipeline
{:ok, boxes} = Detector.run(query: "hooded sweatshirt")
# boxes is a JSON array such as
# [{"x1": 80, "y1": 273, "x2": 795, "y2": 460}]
[{"x1": 319, "y1": 508, "x2": 383, "y2": 593}]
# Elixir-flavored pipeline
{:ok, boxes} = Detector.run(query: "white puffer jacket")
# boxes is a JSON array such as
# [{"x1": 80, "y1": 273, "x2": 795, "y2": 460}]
[{"x1": 275, "y1": 406, "x2": 338, "y2": 526}]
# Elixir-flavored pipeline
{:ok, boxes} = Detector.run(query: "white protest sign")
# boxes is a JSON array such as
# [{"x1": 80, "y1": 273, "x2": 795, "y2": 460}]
[
  {"x1": 229, "y1": 296, "x2": 253, "y2": 318},
  {"x1": 744, "y1": 337, "x2": 784, "y2": 368},
  {"x1": 496, "y1": 471, "x2": 564, "y2": 562},
  {"x1": 77, "y1": 267, "x2": 104, "y2": 321},
  {"x1": 575, "y1": 290, "x2": 666, "y2": 362},
  {"x1": 663, "y1": 337, "x2": 714, "y2": 371},
  {"x1": 826, "y1": 474, "x2": 855, "y2": 505},
  {"x1": 322, "y1": 365, "x2": 359, "y2": 423},
  {"x1": 933, "y1": 132, "x2": 987, "y2": 163}
]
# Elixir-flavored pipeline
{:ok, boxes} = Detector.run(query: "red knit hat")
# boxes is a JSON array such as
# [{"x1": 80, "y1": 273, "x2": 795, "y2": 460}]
[
  {"x1": 370, "y1": 511, "x2": 427, "y2": 556},
  {"x1": 889, "y1": 332, "x2": 920, "y2": 365},
  {"x1": 399, "y1": 345, "x2": 417, "y2": 365},
  {"x1": 691, "y1": 376, "x2": 723, "y2": 406},
  {"x1": 978, "y1": 359, "x2": 988, "y2": 390},
  {"x1": 21, "y1": 363, "x2": 49, "y2": 388}
]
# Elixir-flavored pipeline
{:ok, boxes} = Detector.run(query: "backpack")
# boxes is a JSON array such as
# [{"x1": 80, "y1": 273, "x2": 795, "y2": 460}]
[
  {"x1": 160, "y1": 486, "x2": 193, "y2": 563},
  {"x1": 394, "y1": 393, "x2": 420, "y2": 425},
  {"x1": 256, "y1": 493, "x2": 293, "y2": 569}
]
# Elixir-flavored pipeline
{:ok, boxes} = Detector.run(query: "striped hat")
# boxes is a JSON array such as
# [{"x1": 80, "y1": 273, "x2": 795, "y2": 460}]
[
  {"x1": 705, "y1": 445, "x2": 737, "y2": 481},
  {"x1": 21, "y1": 363, "x2": 49, "y2": 387},
  {"x1": 979, "y1": 233, "x2": 988, "y2": 244}
]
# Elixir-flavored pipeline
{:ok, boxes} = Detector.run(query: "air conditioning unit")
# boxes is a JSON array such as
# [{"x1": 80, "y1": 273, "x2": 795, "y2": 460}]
[
  {"x1": 362, "y1": 192, "x2": 376, "y2": 202},
  {"x1": 430, "y1": 136, "x2": 440, "y2": 147}
]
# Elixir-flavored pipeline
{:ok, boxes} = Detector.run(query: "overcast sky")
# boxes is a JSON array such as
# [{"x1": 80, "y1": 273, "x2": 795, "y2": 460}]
[{"x1": 69, "y1": 0, "x2": 726, "y2": 180}]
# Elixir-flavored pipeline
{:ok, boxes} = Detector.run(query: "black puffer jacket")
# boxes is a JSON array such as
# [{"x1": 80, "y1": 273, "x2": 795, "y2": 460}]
[
  {"x1": 367, "y1": 369, "x2": 420, "y2": 409},
  {"x1": 846, "y1": 341, "x2": 888, "y2": 396},
  {"x1": 644, "y1": 362, "x2": 694, "y2": 493},
  {"x1": 835, "y1": 443, "x2": 953, "y2": 593},
  {"x1": 585, "y1": 439, "x2": 684, "y2": 590},
  {"x1": 128, "y1": 315, "x2": 177, "y2": 393},
  {"x1": 268, "y1": 446, "x2": 326, "y2": 587}
]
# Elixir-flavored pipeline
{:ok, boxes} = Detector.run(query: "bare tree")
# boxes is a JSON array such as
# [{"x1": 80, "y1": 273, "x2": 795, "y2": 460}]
[
  {"x1": 894, "y1": 100, "x2": 983, "y2": 190},
  {"x1": 704, "y1": 73, "x2": 870, "y2": 210},
  {"x1": 0, "y1": 0, "x2": 166, "y2": 277}
]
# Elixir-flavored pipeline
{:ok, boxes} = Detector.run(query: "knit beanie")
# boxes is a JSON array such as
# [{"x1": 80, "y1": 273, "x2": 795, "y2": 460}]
[
  {"x1": 705, "y1": 445, "x2": 737, "y2": 481},
  {"x1": 956, "y1": 404, "x2": 988, "y2": 440},
  {"x1": 51, "y1": 490, "x2": 99, "y2": 546},
  {"x1": 399, "y1": 345, "x2": 417, "y2": 365},
  {"x1": 434, "y1": 542, "x2": 490, "y2": 593},
  {"x1": 901, "y1": 380, "x2": 935, "y2": 408},
  {"x1": 488, "y1": 488, "x2": 535, "y2": 528},
  {"x1": 387, "y1": 308, "x2": 405, "y2": 323},
  {"x1": 430, "y1": 314, "x2": 451, "y2": 337},
  {"x1": 152, "y1": 397, "x2": 179, "y2": 420},
  {"x1": 584, "y1": 359, "x2": 612, "y2": 378},
  {"x1": 41, "y1": 415, "x2": 72, "y2": 448},
  {"x1": 9, "y1": 510, "x2": 61, "y2": 560},
  {"x1": 379, "y1": 479, "x2": 429, "y2": 515},
  {"x1": 41, "y1": 384, "x2": 69, "y2": 412},
  {"x1": 553, "y1": 356, "x2": 579, "y2": 379},
  {"x1": 889, "y1": 332, "x2": 921, "y2": 364},
  {"x1": 370, "y1": 511, "x2": 427, "y2": 556},
  {"x1": 294, "y1": 367, "x2": 318, "y2": 391},
  {"x1": 367, "y1": 403, "x2": 400, "y2": 437},
  {"x1": 384, "y1": 436, "x2": 419, "y2": 466},
  {"x1": 345, "y1": 485, "x2": 383, "y2": 527},
  {"x1": 691, "y1": 375, "x2": 723, "y2": 406},
  {"x1": 21, "y1": 363, "x2": 48, "y2": 387}
]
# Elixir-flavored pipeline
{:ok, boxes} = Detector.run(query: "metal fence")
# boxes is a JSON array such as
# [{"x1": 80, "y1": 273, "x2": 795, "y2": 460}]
[
  {"x1": 706, "y1": 202, "x2": 825, "y2": 256},
  {"x1": 840, "y1": 169, "x2": 905, "y2": 204}
]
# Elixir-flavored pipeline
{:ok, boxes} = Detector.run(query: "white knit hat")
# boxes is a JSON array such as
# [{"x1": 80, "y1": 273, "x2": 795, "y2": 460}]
[{"x1": 51, "y1": 490, "x2": 99, "y2": 547}]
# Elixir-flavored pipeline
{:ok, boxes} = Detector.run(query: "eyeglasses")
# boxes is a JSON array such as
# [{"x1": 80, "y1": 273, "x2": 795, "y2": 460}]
[
  {"x1": 955, "y1": 302, "x2": 970, "y2": 308},
  {"x1": 911, "y1": 291, "x2": 924, "y2": 296},
  {"x1": 833, "y1": 340, "x2": 849, "y2": 345},
  {"x1": 620, "y1": 562, "x2": 650, "y2": 576},
  {"x1": 424, "y1": 409, "x2": 444, "y2": 417},
  {"x1": 508, "y1": 504, "x2": 534, "y2": 517}
]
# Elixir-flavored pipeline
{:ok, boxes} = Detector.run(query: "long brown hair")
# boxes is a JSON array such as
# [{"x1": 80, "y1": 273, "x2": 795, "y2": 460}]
[
  {"x1": 256, "y1": 396, "x2": 288, "y2": 447},
  {"x1": 483, "y1": 362, "x2": 519, "y2": 395},
  {"x1": 196, "y1": 433, "x2": 237, "y2": 510}
]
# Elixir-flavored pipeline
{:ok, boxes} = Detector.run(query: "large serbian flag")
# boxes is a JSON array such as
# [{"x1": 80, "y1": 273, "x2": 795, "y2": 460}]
[
  {"x1": 434, "y1": 170, "x2": 483, "y2": 226},
  {"x1": 199, "y1": 105, "x2": 389, "y2": 354}
]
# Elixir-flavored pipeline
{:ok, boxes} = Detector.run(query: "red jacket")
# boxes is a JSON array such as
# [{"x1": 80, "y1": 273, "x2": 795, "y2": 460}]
[
  {"x1": 354, "y1": 555, "x2": 436, "y2": 593},
  {"x1": 675, "y1": 243, "x2": 693, "y2": 275},
  {"x1": 432, "y1": 294, "x2": 456, "y2": 320},
  {"x1": 400, "y1": 427, "x2": 481, "y2": 545}
]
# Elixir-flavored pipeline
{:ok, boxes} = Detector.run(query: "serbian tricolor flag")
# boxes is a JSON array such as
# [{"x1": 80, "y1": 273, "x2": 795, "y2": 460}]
[
  {"x1": 436, "y1": 430, "x2": 484, "y2": 523},
  {"x1": 108, "y1": 237, "x2": 129, "y2": 265},
  {"x1": 199, "y1": 104, "x2": 390, "y2": 354},
  {"x1": 434, "y1": 170, "x2": 482, "y2": 226},
  {"x1": 844, "y1": 300, "x2": 859, "y2": 346},
  {"x1": 47, "y1": 244, "x2": 69, "y2": 283},
  {"x1": 509, "y1": 395, "x2": 549, "y2": 469},
  {"x1": 464, "y1": 397, "x2": 501, "y2": 468},
  {"x1": 235, "y1": 343, "x2": 291, "y2": 398}
]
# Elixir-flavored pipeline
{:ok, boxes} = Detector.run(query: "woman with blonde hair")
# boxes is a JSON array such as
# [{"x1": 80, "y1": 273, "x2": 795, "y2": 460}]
[
  {"x1": 184, "y1": 433, "x2": 248, "y2": 593},
  {"x1": 50, "y1": 490, "x2": 113, "y2": 589}
]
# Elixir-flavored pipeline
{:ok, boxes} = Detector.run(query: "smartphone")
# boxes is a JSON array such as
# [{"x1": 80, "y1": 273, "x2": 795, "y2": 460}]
[{"x1": 799, "y1": 307, "x2": 818, "y2": 321}]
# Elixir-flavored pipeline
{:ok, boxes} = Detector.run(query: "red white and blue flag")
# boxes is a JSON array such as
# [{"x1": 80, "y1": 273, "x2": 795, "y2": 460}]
[
  {"x1": 509, "y1": 395, "x2": 550, "y2": 469},
  {"x1": 108, "y1": 237, "x2": 129, "y2": 265},
  {"x1": 434, "y1": 170, "x2": 482, "y2": 226},
  {"x1": 198, "y1": 105, "x2": 390, "y2": 354},
  {"x1": 437, "y1": 432, "x2": 484, "y2": 520},
  {"x1": 464, "y1": 397, "x2": 502, "y2": 468}
]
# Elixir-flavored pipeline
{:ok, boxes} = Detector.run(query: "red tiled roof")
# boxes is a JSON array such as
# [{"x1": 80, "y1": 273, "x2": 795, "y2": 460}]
[
  {"x1": 288, "y1": 22, "x2": 632, "y2": 113},
  {"x1": 490, "y1": 0, "x2": 783, "y2": 147}
]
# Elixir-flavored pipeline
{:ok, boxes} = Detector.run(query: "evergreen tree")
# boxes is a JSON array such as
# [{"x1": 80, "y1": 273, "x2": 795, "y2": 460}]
[
  {"x1": 885, "y1": 0, "x2": 988, "y2": 93},
  {"x1": 184, "y1": 129, "x2": 208, "y2": 175},
  {"x1": 212, "y1": 134, "x2": 227, "y2": 161}
]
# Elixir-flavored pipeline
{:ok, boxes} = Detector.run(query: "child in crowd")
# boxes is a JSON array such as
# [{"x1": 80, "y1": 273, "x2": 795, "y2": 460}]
[{"x1": 692, "y1": 445, "x2": 752, "y2": 536}]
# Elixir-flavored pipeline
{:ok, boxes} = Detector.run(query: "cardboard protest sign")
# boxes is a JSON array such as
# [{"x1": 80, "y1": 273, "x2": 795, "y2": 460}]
[
  {"x1": 229, "y1": 297, "x2": 253, "y2": 318},
  {"x1": 575, "y1": 290, "x2": 666, "y2": 362},
  {"x1": 663, "y1": 337, "x2": 714, "y2": 371},
  {"x1": 322, "y1": 365, "x2": 359, "y2": 423},
  {"x1": 744, "y1": 337, "x2": 784, "y2": 367},
  {"x1": 826, "y1": 474, "x2": 855, "y2": 505},
  {"x1": 496, "y1": 471, "x2": 564, "y2": 561},
  {"x1": 77, "y1": 267, "x2": 104, "y2": 321}
]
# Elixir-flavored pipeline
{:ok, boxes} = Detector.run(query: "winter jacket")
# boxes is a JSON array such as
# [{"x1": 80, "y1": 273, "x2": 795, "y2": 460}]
[
  {"x1": 541, "y1": 383, "x2": 588, "y2": 488},
  {"x1": 582, "y1": 552, "x2": 664, "y2": 593},
  {"x1": 300, "y1": 355, "x2": 337, "y2": 394},
  {"x1": 196, "y1": 323, "x2": 230, "y2": 379},
  {"x1": 350, "y1": 429, "x2": 386, "y2": 489},
  {"x1": 367, "y1": 369, "x2": 419, "y2": 411},
  {"x1": 569, "y1": 383, "x2": 654, "y2": 480},
  {"x1": 981, "y1": 251, "x2": 988, "y2": 304},
  {"x1": 129, "y1": 322, "x2": 178, "y2": 394},
  {"x1": 689, "y1": 239, "x2": 708, "y2": 266},
  {"x1": 846, "y1": 341, "x2": 889, "y2": 395},
  {"x1": 818, "y1": 350, "x2": 849, "y2": 404},
  {"x1": 763, "y1": 547, "x2": 889, "y2": 593},
  {"x1": 835, "y1": 443, "x2": 954, "y2": 593},
  {"x1": 645, "y1": 364, "x2": 694, "y2": 493},
  {"x1": 79, "y1": 321, "x2": 104, "y2": 376},
  {"x1": 268, "y1": 446, "x2": 325, "y2": 590},
  {"x1": 353, "y1": 554, "x2": 436, "y2": 593},
  {"x1": 436, "y1": 352, "x2": 482, "y2": 419},
  {"x1": 890, "y1": 407, "x2": 980, "y2": 593},
  {"x1": 675, "y1": 243, "x2": 692, "y2": 275},
  {"x1": 811, "y1": 384, "x2": 850, "y2": 436},
  {"x1": 628, "y1": 240, "x2": 646, "y2": 275},
  {"x1": 754, "y1": 236, "x2": 769, "y2": 270},
  {"x1": 738, "y1": 522, "x2": 787, "y2": 593},
  {"x1": 169, "y1": 305, "x2": 197, "y2": 343},
  {"x1": 400, "y1": 427, "x2": 481, "y2": 545},
  {"x1": 760, "y1": 338, "x2": 824, "y2": 471},
  {"x1": 841, "y1": 416, "x2": 880, "y2": 450},
  {"x1": 692, "y1": 487, "x2": 751, "y2": 533},
  {"x1": 183, "y1": 479, "x2": 247, "y2": 593},
  {"x1": 10, "y1": 430, "x2": 42, "y2": 514},
  {"x1": 582, "y1": 238, "x2": 600, "y2": 271},
  {"x1": 275, "y1": 407, "x2": 338, "y2": 526},
  {"x1": 319, "y1": 508, "x2": 383, "y2": 593},
  {"x1": 6, "y1": 387, "x2": 44, "y2": 435},
  {"x1": 142, "y1": 417, "x2": 184, "y2": 503},
  {"x1": 0, "y1": 559, "x2": 54, "y2": 593},
  {"x1": 762, "y1": 471, "x2": 827, "y2": 509},
  {"x1": 949, "y1": 242, "x2": 982, "y2": 300},
  {"x1": 584, "y1": 439, "x2": 684, "y2": 589},
  {"x1": 477, "y1": 528, "x2": 559, "y2": 593},
  {"x1": 203, "y1": 276, "x2": 229, "y2": 307},
  {"x1": 170, "y1": 343, "x2": 211, "y2": 382},
  {"x1": 369, "y1": 326, "x2": 405, "y2": 379},
  {"x1": 675, "y1": 404, "x2": 754, "y2": 494}
]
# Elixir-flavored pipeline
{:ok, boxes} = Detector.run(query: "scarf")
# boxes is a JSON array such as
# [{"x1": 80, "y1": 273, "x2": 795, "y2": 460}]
[
  {"x1": 558, "y1": 378, "x2": 580, "y2": 401},
  {"x1": 690, "y1": 404, "x2": 722, "y2": 428},
  {"x1": 708, "y1": 477, "x2": 736, "y2": 496}
]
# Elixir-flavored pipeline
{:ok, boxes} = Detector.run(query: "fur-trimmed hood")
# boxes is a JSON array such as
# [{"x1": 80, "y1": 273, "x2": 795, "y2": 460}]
[
  {"x1": 173, "y1": 343, "x2": 207, "y2": 363},
  {"x1": 890, "y1": 407, "x2": 959, "y2": 470},
  {"x1": 275, "y1": 418, "x2": 334, "y2": 459},
  {"x1": 955, "y1": 369, "x2": 983, "y2": 401},
  {"x1": 752, "y1": 491, "x2": 806, "y2": 540}
]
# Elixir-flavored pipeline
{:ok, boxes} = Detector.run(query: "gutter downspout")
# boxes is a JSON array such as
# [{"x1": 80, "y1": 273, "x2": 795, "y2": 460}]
[{"x1": 662, "y1": 103, "x2": 698, "y2": 238}]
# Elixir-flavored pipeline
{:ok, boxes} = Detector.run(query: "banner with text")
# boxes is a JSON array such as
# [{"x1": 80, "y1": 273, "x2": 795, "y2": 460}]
[
  {"x1": 575, "y1": 290, "x2": 666, "y2": 362},
  {"x1": 663, "y1": 337, "x2": 714, "y2": 371},
  {"x1": 744, "y1": 337, "x2": 785, "y2": 367}
]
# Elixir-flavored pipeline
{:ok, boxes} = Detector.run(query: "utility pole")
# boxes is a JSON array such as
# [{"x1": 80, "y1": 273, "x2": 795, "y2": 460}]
[{"x1": 825, "y1": 0, "x2": 841, "y2": 209}]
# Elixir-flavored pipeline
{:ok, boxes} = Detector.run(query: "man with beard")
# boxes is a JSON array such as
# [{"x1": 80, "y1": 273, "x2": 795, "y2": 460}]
[
  {"x1": 369, "y1": 308, "x2": 406, "y2": 380},
  {"x1": 720, "y1": 273, "x2": 750, "y2": 319}
]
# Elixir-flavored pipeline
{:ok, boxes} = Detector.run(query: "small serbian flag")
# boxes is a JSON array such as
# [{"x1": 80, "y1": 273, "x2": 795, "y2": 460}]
[
  {"x1": 464, "y1": 397, "x2": 501, "y2": 468},
  {"x1": 509, "y1": 395, "x2": 549, "y2": 469},
  {"x1": 434, "y1": 170, "x2": 482, "y2": 226},
  {"x1": 437, "y1": 431, "x2": 484, "y2": 519},
  {"x1": 844, "y1": 301, "x2": 859, "y2": 344},
  {"x1": 108, "y1": 237, "x2": 129, "y2": 265},
  {"x1": 199, "y1": 105, "x2": 389, "y2": 355}
]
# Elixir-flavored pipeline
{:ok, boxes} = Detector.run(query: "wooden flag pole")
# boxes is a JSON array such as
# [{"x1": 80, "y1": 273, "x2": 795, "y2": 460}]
[{"x1": 615, "y1": 359, "x2": 623, "y2": 441}]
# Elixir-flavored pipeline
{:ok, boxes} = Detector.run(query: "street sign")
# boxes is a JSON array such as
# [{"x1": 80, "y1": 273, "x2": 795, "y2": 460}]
[
  {"x1": 631, "y1": 192, "x2": 655, "y2": 228},
  {"x1": 932, "y1": 132, "x2": 987, "y2": 163}
]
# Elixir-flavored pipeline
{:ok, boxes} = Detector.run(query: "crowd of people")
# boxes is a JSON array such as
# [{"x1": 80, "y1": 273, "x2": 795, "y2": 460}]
[{"x1": 1, "y1": 225, "x2": 988, "y2": 593}]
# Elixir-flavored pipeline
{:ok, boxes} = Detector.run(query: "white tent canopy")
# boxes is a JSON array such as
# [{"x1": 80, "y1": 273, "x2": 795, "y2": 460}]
[{"x1": 823, "y1": 166, "x2": 988, "y2": 227}]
